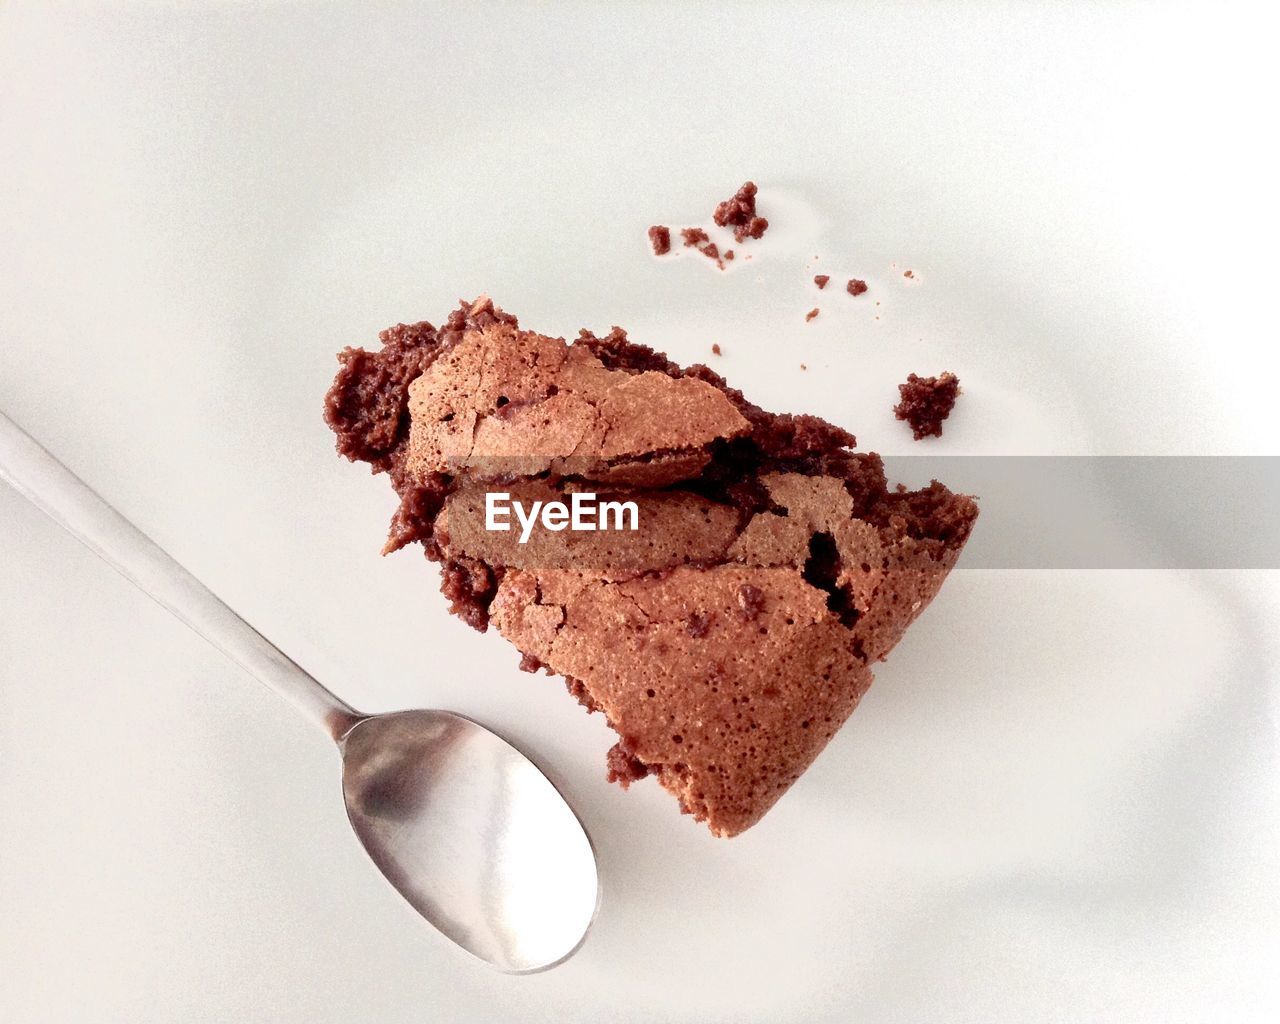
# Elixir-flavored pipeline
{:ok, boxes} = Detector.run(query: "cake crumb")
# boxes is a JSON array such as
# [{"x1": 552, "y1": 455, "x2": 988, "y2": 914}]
[
  {"x1": 687, "y1": 612, "x2": 713, "y2": 638},
  {"x1": 606, "y1": 740, "x2": 651, "y2": 787},
  {"x1": 711, "y1": 343, "x2": 722, "y2": 356},
  {"x1": 681, "y1": 227, "x2": 726, "y2": 269},
  {"x1": 903, "y1": 269, "x2": 915, "y2": 279},
  {"x1": 814, "y1": 274, "x2": 830, "y2": 289},
  {"x1": 564, "y1": 676, "x2": 602, "y2": 714},
  {"x1": 736, "y1": 584, "x2": 766, "y2": 621},
  {"x1": 805, "y1": 308, "x2": 820, "y2": 322},
  {"x1": 894, "y1": 372, "x2": 961, "y2": 440},
  {"x1": 800, "y1": 363, "x2": 808, "y2": 371},
  {"x1": 847, "y1": 279, "x2": 868, "y2": 297},
  {"x1": 648, "y1": 225, "x2": 671, "y2": 256},
  {"x1": 713, "y1": 181, "x2": 769, "y2": 243}
]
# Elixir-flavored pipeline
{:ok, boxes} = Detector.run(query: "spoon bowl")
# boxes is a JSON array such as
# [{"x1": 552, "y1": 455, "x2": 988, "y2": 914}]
[{"x1": 340, "y1": 710, "x2": 599, "y2": 973}]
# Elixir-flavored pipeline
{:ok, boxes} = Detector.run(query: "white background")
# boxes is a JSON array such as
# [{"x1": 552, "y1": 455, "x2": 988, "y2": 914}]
[{"x1": 2, "y1": 2, "x2": 1278, "y2": 1021}]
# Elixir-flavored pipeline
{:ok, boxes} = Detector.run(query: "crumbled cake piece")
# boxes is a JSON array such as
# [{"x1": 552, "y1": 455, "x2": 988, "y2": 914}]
[
  {"x1": 326, "y1": 298, "x2": 978, "y2": 836},
  {"x1": 681, "y1": 227, "x2": 726, "y2": 269},
  {"x1": 894, "y1": 372, "x2": 961, "y2": 440},
  {"x1": 847, "y1": 279, "x2": 868, "y2": 297},
  {"x1": 648, "y1": 225, "x2": 671, "y2": 256},
  {"x1": 711, "y1": 343, "x2": 722, "y2": 356},
  {"x1": 518, "y1": 651, "x2": 549, "y2": 675},
  {"x1": 713, "y1": 181, "x2": 769, "y2": 243},
  {"x1": 805, "y1": 308, "x2": 820, "y2": 322},
  {"x1": 606, "y1": 739, "x2": 651, "y2": 787},
  {"x1": 903, "y1": 269, "x2": 915, "y2": 279},
  {"x1": 814, "y1": 275, "x2": 830, "y2": 289}
]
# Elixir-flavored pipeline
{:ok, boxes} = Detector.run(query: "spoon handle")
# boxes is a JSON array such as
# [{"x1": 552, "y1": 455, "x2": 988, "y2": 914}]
[{"x1": 0, "y1": 411, "x2": 360, "y2": 741}]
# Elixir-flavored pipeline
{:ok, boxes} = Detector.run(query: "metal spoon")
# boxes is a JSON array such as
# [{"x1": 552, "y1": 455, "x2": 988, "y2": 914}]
[{"x1": 0, "y1": 411, "x2": 599, "y2": 973}]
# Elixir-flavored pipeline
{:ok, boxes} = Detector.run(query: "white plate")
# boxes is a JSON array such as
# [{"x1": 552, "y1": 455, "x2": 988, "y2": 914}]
[{"x1": 2, "y1": 3, "x2": 1278, "y2": 1021}]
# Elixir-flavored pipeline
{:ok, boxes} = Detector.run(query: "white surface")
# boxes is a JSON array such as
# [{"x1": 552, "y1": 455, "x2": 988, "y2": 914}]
[{"x1": 2, "y1": 2, "x2": 1279, "y2": 1021}]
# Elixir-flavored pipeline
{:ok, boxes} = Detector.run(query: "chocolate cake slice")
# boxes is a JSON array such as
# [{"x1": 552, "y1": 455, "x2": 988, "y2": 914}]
[{"x1": 326, "y1": 296, "x2": 978, "y2": 836}]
